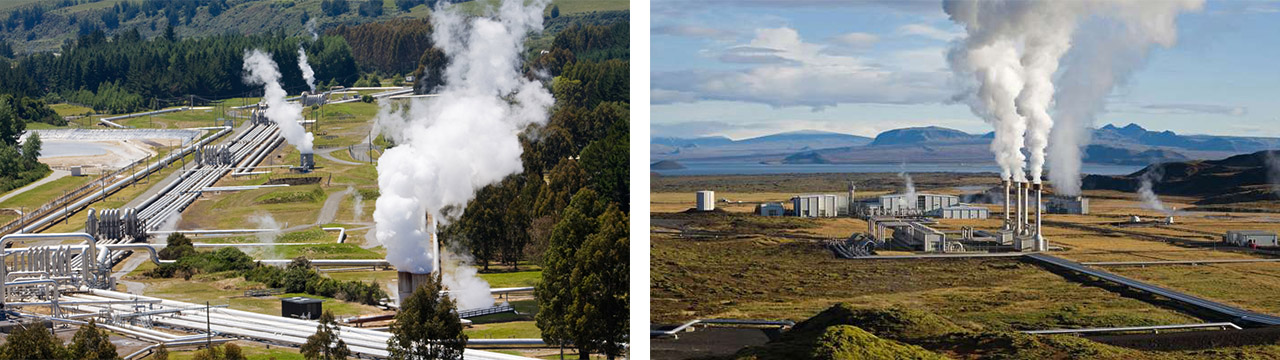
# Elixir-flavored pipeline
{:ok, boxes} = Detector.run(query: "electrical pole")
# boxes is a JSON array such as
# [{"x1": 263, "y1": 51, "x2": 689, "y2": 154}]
[{"x1": 206, "y1": 301, "x2": 212, "y2": 348}]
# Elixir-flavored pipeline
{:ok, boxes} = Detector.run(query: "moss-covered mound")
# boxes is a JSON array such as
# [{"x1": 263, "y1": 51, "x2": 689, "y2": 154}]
[
  {"x1": 793, "y1": 303, "x2": 964, "y2": 342},
  {"x1": 727, "y1": 303, "x2": 1161, "y2": 360},
  {"x1": 732, "y1": 325, "x2": 946, "y2": 360}
]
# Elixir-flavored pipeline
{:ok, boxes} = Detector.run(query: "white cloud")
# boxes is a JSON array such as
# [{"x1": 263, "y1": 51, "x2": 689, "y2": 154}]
[
  {"x1": 830, "y1": 32, "x2": 879, "y2": 48},
  {"x1": 652, "y1": 27, "x2": 953, "y2": 109},
  {"x1": 1136, "y1": 103, "x2": 1249, "y2": 116},
  {"x1": 898, "y1": 23, "x2": 963, "y2": 41},
  {"x1": 652, "y1": 24, "x2": 739, "y2": 40}
]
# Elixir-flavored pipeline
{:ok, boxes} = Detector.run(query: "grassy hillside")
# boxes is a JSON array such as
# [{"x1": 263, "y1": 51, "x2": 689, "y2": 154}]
[{"x1": 1, "y1": 0, "x2": 628, "y2": 54}]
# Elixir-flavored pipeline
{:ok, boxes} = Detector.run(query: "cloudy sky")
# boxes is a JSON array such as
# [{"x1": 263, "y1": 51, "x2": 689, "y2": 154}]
[{"x1": 650, "y1": 0, "x2": 1280, "y2": 140}]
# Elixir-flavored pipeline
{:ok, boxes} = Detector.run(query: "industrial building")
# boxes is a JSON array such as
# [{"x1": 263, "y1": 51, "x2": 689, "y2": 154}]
[
  {"x1": 1046, "y1": 196, "x2": 1089, "y2": 215},
  {"x1": 1224, "y1": 230, "x2": 1278, "y2": 247},
  {"x1": 855, "y1": 193, "x2": 959, "y2": 217},
  {"x1": 792, "y1": 194, "x2": 840, "y2": 217},
  {"x1": 757, "y1": 202, "x2": 785, "y2": 216},
  {"x1": 932, "y1": 205, "x2": 990, "y2": 219},
  {"x1": 696, "y1": 190, "x2": 715, "y2": 211}
]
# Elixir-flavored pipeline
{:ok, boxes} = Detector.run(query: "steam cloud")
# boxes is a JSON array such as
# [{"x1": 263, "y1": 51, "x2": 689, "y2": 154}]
[
  {"x1": 250, "y1": 212, "x2": 283, "y2": 259},
  {"x1": 945, "y1": 0, "x2": 1202, "y2": 193},
  {"x1": 305, "y1": 18, "x2": 318, "y2": 41},
  {"x1": 1137, "y1": 165, "x2": 1175, "y2": 216},
  {"x1": 371, "y1": 0, "x2": 552, "y2": 307},
  {"x1": 1266, "y1": 151, "x2": 1280, "y2": 198},
  {"x1": 898, "y1": 169, "x2": 916, "y2": 206},
  {"x1": 242, "y1": 49, "x2": 315, "y2": 154},
  {"x1": 298, "y1": 47, "x2": 316, "y2": 92}
]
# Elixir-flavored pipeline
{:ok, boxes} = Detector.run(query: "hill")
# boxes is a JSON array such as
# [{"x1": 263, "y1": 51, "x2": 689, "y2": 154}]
[
  {"x1": 652, "y1": 130, "x2": 871, "y2": 161},
  {"x1": 868, "y1": 126, "x2": 982, "y2": 146},
  {"x1": 1082, "y1": 150, "x2": 1280, "y2": 205},
  {"x1": 0, "y1": 0, "x2": 629, "y2": 55}
]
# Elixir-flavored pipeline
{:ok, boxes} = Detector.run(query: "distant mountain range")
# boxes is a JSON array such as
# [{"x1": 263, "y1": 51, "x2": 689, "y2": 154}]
[{"x1": 651, "y1": 123, "x2": 1280, "y2": 166}]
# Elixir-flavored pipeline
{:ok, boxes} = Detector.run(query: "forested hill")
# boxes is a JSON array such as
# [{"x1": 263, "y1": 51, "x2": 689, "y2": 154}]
[{"x1": 0, "y1": 0, "x2": 629, "y2": 55}]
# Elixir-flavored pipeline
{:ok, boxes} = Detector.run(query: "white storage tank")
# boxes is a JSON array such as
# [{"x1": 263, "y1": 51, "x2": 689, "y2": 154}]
[{"x1": 696, "y1": 190, "x2": 715, "y2": 211}]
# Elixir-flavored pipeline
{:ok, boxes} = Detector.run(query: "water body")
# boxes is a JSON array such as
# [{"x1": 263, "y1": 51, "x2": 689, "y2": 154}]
[
  {"x1": 40, "y1": 141, "x2": 111, "y2": 158},
  {"x1": 651, "y1": 161, "x2": 1146, "y2": 177}
]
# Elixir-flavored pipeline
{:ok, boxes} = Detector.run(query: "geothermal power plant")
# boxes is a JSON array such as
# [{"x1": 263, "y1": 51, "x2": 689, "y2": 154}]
[{"x1": 0, "y1": 85, "x2": 540, "y2": 359}]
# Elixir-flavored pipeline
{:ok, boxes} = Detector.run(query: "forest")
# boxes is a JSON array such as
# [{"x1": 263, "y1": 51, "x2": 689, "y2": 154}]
[{"x1": 13, "y1": 28, "x2": 356, "y2": 113}]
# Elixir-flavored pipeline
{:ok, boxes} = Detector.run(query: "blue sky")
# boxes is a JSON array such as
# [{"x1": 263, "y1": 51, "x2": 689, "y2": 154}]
[{"x1": 650, "y1": 0, "x2": 1280, "y2": 140}]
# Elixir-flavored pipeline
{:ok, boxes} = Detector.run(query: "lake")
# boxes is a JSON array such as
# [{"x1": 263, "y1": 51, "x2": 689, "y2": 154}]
[{"x1": 650, "y1": 161, "x2": 1146, "y2": 176}]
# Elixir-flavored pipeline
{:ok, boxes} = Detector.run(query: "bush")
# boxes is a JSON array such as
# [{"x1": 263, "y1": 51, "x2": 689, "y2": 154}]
[{"x1": 257, "y1": 187, "x2": 327, "y2": 204}]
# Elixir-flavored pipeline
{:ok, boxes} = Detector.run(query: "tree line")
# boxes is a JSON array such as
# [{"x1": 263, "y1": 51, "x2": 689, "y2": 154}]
[
  {"x1": 8, "y1": 28, "x2": 356, "y2": 114},
  {"x1": 327, "y1": 18, "x2": 436, "y2": 76},
  {"x1": 431, "y1": 19, "x2": 630, "y2": 359}
]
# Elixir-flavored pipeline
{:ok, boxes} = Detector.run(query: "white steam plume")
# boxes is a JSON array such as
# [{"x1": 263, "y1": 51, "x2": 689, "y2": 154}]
[
  {"x1": 242, "y1": 49, "x2": 315, "y2": 154},
  {"x1": 298, "y1": 47, "x2": 316, "y2": 92},
  {"x1": 1137, "y1": 165, "x2": 1170, "y2": 215},
  {"x1": 305, "y1": 18, "x2": 318, "y2": 41},
  {"x1": 350, "y1": 186, "x2": 364, "y2": 222},
  {"x1": 898, "y1": 168, "x2": 916, "y2": 204},
  {"x1": 946, "y1": 0, "x2": 1202, "y2": 192},
  {"x1": 1266, "y1": 151, "x2": 1280, "y2": 198},
  {"x1": 250, "y1": 212, "x2": 282, "y2": 259},
  {"x1": 945, "y1": 9, "x2": 1028, "y2": 182},
  {"x1": 441, "y1": 241, "x2": 493, "y2": 310},
  {"x1": 372, "y1": 0, "x2": 552, "y2": 280}
]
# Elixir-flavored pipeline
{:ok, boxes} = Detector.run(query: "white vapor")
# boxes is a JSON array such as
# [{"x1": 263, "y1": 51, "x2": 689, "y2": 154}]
[
  {"x1": 298, "y1": 47, "x2": 316, "y2": 92},
  {"x1": 945, "y1": 0, "x2": 1202, "y2": 192},
  {"x1": 898, "y1": 168, "x2": 916, "y2": 203},
  {"x1": 441, "y1": 241, "x2": 493, "y2": 310},
  {"x1": 249, "y1": 212, "x2": 282, "y2": 259},
  {"x1": 1266, "y1": 151, "x2": 1280, "y2": 198},
  {"x1": 243, "y1": 49, "x2": 315, "y2": 154},
  {"x1": 1137, "y1": 165, "x2": 1171, "y2": 215},
  {"x1": 305, "y1": 18, "x2": 318, "y2": 41},
  {"x1": 372, "y1": 0, "x2": 552, "y2": 294}
]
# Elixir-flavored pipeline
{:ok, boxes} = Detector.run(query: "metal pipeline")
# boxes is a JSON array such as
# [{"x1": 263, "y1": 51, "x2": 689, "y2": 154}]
[
  {"x1": 19, "y1": 126, "x2": 231, "y2": 234},
  {"x1": 1, "y1": 233, "x2": 97, "y2": 288},
  {"x1": 3, "y1": 279, "x2": 61, "y2": 316}
]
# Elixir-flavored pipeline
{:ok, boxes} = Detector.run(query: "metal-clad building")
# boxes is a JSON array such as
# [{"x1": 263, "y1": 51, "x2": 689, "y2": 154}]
[
  {"x1": 1224, "y1": 230, "x2": 1278, "y2": 247},
  {"x1": 758, "y1": 202, "x2": 785, "y2": 216},
  {"x1": 891, "y1": 222, "x2": 945, "y2": 251},
  {"x1": 792, "y1": 194, "x2": 839, "y2": 218},
  {"x1": 933, "y1": 205, "x2": 989, "y2": 219},
  {"x1": 1046, "y1": 196, "x2": 1089, "y2": 215},
  {"x1": 859, "y1": 193, "x2": 959, "y2": 217},
  {"x1": 696, "y1": 191, "x2": 715, "y2": 211}
]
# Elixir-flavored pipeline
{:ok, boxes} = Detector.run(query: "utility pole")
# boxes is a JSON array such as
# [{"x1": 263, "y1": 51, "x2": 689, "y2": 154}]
[{"x1": 206, "y1": 301, "x2": 212, "y2": 348}]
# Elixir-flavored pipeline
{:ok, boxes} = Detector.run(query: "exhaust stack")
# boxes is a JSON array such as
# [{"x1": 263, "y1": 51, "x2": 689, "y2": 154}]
[
  {"x1": 1015, "y1": 181, "x2": 1024, "y2": 235},
  {"x1": 1003, "y1": 180, "x2": 1011, "y2": 229},
  {"x1": 1034, "y1": 183, "x2": 1045, "y2": 251}
]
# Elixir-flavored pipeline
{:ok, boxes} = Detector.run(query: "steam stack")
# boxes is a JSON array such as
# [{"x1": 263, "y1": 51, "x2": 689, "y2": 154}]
[
  {"x1": 1015, "y1": 181, "x2": 1024, "y2": 235},
  {"x1": 848, "y1": 181, "x2": 857, "y2": 215},
  {"x1": 396, "y1": 213, "x2": 440, "y2": 304},
  {"x1": 1003, "y1": 180, "x2": 1011, "y2": 229},
  {"x1": 299, "y1": 153, "x2": 315, "y2": 171},
  {"x1": 1034, "y1": 183, "x2": 1045, "y2": 251}
]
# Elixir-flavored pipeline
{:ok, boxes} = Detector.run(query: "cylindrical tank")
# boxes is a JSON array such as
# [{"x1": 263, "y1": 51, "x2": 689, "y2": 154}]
[{"x1": 696, "y1": 190, "x2": 715, "y2": 211}]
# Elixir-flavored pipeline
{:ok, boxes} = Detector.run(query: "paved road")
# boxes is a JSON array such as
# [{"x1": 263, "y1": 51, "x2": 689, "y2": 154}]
[
  {"x1": 0, "y1": 169, "x2": 70, "y2": 205},
  {"x1": 317, "y1": 147, "x2": 360, "y2": 166}
]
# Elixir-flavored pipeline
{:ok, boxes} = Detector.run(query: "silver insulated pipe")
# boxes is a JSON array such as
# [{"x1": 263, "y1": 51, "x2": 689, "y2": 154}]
[{"x1": 1034, "y1": 183, "x2": 1045, "y2": 251}]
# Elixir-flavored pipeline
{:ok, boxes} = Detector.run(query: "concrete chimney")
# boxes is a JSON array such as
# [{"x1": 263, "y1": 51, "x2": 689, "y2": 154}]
[
  {"x1": 1034, "y1": 183, "x2": 1045, "y2": 251},
  {"x1": 848, "y1": 181, "x2": 856, "y2": 215},
  {"x1": 397, "y1": 271, "x2": 432, "y2": 305},
  {"x1": 1003, "y1": 180, "x2": 1011, "y2": 229},
  {"x1": 1015, "y1": 181, "x2": 1024, "y2": 235}
]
